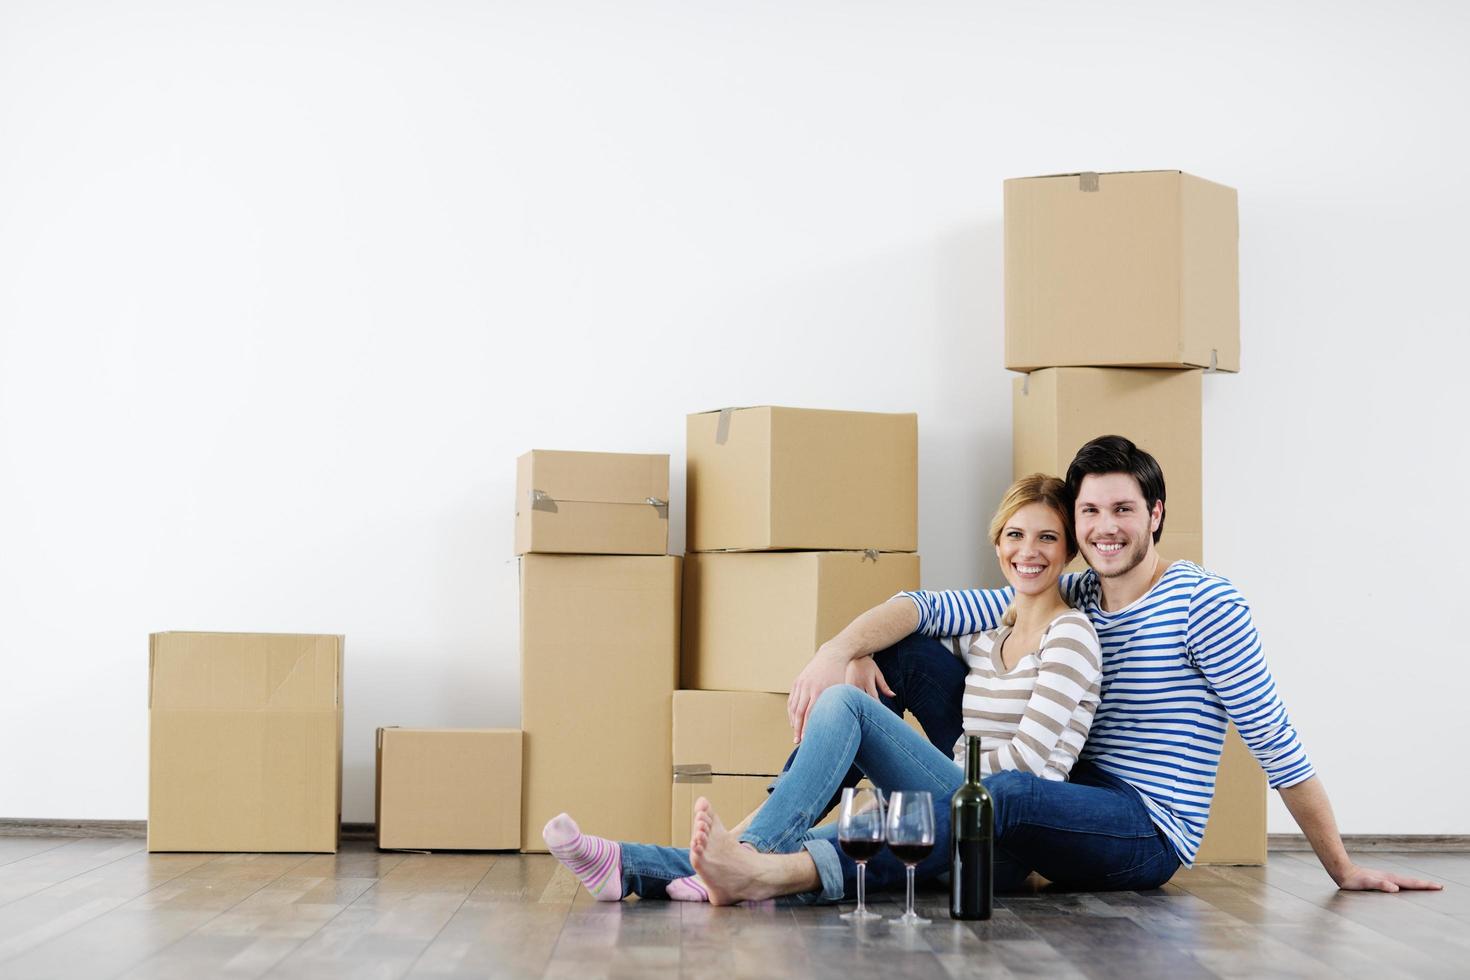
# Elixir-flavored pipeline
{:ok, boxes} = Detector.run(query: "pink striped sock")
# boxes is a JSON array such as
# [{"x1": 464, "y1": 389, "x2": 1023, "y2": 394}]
[
  {"x1": 666, "y1": 875, "x2": 709, "y2": 902},
  {"x1": 543, "y1": 813, "x2": 622, "y2": 901}
]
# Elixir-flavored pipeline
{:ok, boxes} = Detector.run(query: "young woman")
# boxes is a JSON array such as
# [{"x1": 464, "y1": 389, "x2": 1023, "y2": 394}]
[{"x1": 542, "y1": 474, "x2": 1102, "y2": 905}]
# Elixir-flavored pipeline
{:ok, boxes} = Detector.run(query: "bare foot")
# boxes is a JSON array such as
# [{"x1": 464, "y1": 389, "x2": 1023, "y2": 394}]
[{"x1": 689, "y1": 797, "x2": 803, "y2": 906}]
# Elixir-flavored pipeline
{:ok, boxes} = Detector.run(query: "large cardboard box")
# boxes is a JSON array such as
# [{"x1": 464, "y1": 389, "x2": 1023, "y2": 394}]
[
  {"x1": 1010, "y1": 368, "x2": 1265, "y2": 865},
  {"x1": 515, "y1": 449, "x2": 669, "y2": 555},
  {"x1": 1194, "y1": 726, "x2": 1268, "y2": 866},
  {"x1": 682, "y1": 551, "x2": 921, "y2": 694},
  {"x1": 686, "y1": 406, "x2": 918, "y2": 553},
  {"x1": 1012, "y1": 367, "x2": 1202, "y2": 568},
  {"x1": 520, "y1": 554, "x2": 680, "y2": 851},
  {"x1": 1005, "y1": 170, "x2": 1239, "y2": 372},
  {"x1": 375, "y1": 728, "x2": 522, "y2": 851},
  {"x1": 148, "y1": 632, "x2": 343, "y2": 853}
]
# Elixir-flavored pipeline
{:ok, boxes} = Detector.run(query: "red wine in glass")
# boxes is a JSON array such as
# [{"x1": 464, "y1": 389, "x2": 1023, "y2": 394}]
[
  {"x1": 887, "y1": 841, "x2": 934, "y2": 865},
  {"x1": 839, "y1": 837, "x2": 885, "y2": 862}
]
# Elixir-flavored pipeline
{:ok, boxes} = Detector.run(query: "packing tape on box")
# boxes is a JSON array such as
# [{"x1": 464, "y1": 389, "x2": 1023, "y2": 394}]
[
  {"x1": 1079, "y1": 171, "x2": 1099, "y2": 192},
  {"x1": 715, "y1": 408, "x2": 733, "y2": 445},
  {"x1": 1208, "y1": 349, "x2": 1218, "y2": 373},
  {"x1": 1022, "y1": 373, "x2": 1030, "y2": 396},
  {"x1": 673, "y1": 764, "x2": 714, "y2": 783},
  {"x1": 862, "y1": 549, "x2": 880, "y2": 562},
  {"x1": 529, "y1": 489, "x2": 667, "y2": 517}
]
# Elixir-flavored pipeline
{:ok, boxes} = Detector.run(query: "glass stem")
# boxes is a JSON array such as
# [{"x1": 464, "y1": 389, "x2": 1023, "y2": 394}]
[
  {"x1": 856, "y1": 861, "x2": 867, "y2": 912},
  {"x1": 905, "y1": 864, "x2": 916, "y2": 917}
]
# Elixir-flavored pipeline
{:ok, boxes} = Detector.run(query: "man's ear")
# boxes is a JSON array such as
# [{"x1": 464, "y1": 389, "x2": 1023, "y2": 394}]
[{"x1": 1150, "y1": 500, "x2": 1164, "y2": 532}]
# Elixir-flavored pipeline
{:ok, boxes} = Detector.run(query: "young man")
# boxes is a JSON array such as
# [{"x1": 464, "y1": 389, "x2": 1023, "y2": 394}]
[{"x1": 689, "y1": 435, "x2": 1437, "y2": 901}]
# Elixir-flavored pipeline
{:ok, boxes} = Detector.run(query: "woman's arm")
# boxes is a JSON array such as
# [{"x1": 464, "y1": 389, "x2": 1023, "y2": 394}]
[
  {"x1": 971, "y1": 614, "x2": 1102, "y2": 777},
  {"x1": 787, "y1": 598, "x2": 919, "y2": 739}
]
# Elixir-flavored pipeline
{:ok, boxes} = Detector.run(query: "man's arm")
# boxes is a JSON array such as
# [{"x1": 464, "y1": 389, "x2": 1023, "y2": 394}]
[
  {"x1": 1278, "y1": 777, "x2": 1441, "y2": 892},
  {"x1": 787, "y1": 597, "x2": 918, "y2": 740},
  {"x1": 1187, "y1": 577, "x2": 1441, "y2": 891}
]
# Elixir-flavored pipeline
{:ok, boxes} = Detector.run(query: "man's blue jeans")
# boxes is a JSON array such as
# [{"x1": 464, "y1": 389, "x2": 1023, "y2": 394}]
[{"x1": 619, "y1": 634, "x2": 1179, "y2": 901}]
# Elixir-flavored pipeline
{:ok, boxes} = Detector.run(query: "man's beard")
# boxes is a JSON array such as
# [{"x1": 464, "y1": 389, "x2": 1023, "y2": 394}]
[{"x1": 1092, "y1": 536, "x2": 1150, "y2": 579}]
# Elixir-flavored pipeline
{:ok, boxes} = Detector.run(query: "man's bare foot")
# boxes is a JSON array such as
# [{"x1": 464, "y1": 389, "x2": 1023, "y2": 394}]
[{"x1": 689, "y1": 797, "x2": 816, "y2": 905}]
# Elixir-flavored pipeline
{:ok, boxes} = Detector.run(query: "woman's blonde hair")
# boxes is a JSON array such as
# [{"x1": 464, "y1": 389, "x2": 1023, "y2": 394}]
[{"x1": 989, "y1": 473, "x2": 1077, "y2": 627}]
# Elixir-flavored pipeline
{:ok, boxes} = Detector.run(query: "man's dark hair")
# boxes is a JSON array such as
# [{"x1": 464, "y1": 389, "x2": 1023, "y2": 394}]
[{"x1": 1065, "y1": 435, "x2": 1167, "y2": 543}]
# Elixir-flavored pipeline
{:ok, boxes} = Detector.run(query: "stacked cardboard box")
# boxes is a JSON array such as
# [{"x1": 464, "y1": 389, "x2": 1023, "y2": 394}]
[
  {"x1": 517, "y1": 450, "x2": 679, "y2": 851},
  {"x1": 1005, "y1": 169, "x2": 1265, "y2": 865},
  {"x1": 676, "y1": 407, "x2": 921, "y2": 844}
]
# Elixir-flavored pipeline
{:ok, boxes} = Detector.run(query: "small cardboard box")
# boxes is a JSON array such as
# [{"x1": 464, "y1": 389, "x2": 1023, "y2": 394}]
[
  {"x1": 515, "y1": 450, "x2": 670, "y2": 556},
  {"x1": 148, "y1": 632, "x2": 343, "y2": 853},
  {"x1": 520, "y1": 554, "x2": 680, "y2": 851},
  {"x1": 682, "y1": 551, "x2": 921, "y2": 694},
  {"x1": 1012, "y1": 367, "x2": 1203, "y2": 568},
  {"x1": 686, "y1": 406, "x2": 917, "y2": 553},
  {"x1": 375, "y1": 728, "x2": 522, "y2": 851},
  {"x1": 671, "y1": 691, "x2": 792, "y2": 845},
  {"x1": 1005, "y1": 170, "x2": 1239, "y2": 372},
  {"x1": 668, "y1": 691, "x2": 920, "y2": 844},
  {"x1": 673, "y1": 690, "x2": 793, "y2": 778}
]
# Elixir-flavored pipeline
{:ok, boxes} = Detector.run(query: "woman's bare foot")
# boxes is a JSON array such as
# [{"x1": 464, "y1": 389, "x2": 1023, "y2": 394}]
[{"x1": 688, "y1": 797, "x2": 817, "y2": 905}]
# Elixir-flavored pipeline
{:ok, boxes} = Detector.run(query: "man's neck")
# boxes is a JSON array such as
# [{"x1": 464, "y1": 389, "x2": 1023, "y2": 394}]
[{"x1": 1097, "y1": 548, "x2": 1165, "y2": 612}]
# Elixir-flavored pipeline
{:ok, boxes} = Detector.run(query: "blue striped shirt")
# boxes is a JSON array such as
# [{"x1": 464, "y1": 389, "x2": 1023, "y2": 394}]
[{"x1": 901, "y1": 561, "x2": 1314, "y2": 865}]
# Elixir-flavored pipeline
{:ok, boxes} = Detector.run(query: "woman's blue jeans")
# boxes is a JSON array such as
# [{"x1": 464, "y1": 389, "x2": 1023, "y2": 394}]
[{"x1": 619, "y1": 634, "x2": 1179, "y2": 902}]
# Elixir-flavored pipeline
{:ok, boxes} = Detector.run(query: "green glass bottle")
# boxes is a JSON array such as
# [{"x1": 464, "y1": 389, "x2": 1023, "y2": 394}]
[{"x1": 950, "y1": 734, "x2": 993, "y2": 920}]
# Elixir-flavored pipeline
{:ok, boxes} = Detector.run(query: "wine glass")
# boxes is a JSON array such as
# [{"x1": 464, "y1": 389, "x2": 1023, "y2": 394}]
[
  {"x1": 836, "y1": 787, "x2": 885, "y2": 921},
  {"x1": 885, "y1": 790, "x2": 935, "y2": 926}
]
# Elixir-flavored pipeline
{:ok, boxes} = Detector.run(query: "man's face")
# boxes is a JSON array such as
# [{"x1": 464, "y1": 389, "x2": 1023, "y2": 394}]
[{"x1": 1074, "y1": 473, "x2": 1163, "y2": 579}]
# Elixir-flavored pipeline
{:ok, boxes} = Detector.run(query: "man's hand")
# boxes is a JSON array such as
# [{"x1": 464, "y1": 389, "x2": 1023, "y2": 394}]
[
  {"x1": 845, "y1": 657, "x2": 895, "y2": 703},
  {"x1": 788, "y1": 647, "x2": 848, "y2": 743},
  {"x1": 1334, "y1": 863, "x2": 1442, "y2": 893}
]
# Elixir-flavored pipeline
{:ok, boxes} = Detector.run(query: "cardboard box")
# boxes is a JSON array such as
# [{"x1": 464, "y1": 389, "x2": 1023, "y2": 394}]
[
  {"x1": 682, "y1": 551, "x2": 921, "y2": 694},
  {"x1": 1005, "y1": 170, "x2": 1239, "y2": 372},
  {"x1": 515, "y1": 450, "x2": 669, "y2": 556},
  {"x1": 375, "y1": 728, "x2": 522, "y2": 851},
  {"x1": 673, "y1": 690, "x2": 793, "y2": 778},
  {"x1": 1011, "y1": 367, "x2": 1264, "y2": 866},
  {"x1": 1194, "y1": 725, "x2": 1267, "y2": 866},
  {"x1": 686, "y1": 406, "x2": 918, "y2": 553},
  {"x1": 668, "y1": 692, "x2": 922, "y2": 844},
  {"x1": 148, "y1": 632, "x2": 343, "y2": 853},
  {"x1": 1012, "y1": 367, "x2": 1202, "y2": 568},
  {"x1": 671, "y1": 776, "x2": 774, "y2": 846},
  {"x1": 520, "y1": 555, "x2": 680, "y2": 851}
]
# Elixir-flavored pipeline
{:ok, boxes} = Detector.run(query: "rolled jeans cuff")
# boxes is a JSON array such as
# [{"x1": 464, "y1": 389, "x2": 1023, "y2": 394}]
[{"x1": 800, "y1": 837, "x2": 846, "y2": 904}]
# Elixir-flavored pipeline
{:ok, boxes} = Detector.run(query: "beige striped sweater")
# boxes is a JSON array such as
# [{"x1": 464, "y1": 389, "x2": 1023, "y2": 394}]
[{"x1": 946, "y1": 610, "x2": 1102, "y2": 781}]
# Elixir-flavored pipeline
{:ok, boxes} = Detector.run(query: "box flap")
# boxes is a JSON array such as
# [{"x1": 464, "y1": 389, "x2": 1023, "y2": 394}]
[
  {"x1": 1006, "y1": 169, "x2": 1181, "y2": 181},
  {"x1": 518, "y1": 450, "x2": 669, "y2": 506},
  {"x1": 149, "y1": 632, "x2": 342, "y2": 711}
]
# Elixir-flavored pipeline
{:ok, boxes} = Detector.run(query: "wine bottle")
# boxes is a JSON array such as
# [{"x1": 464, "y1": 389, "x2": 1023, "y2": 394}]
[{"x1": 950, "y1": 734, "x2": 993, "y2": 920}]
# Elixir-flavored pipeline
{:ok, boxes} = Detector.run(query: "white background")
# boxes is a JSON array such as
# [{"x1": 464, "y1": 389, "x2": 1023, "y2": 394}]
[{"x1": 2, "y1": 0, "x2": 1465, "y2": 836}]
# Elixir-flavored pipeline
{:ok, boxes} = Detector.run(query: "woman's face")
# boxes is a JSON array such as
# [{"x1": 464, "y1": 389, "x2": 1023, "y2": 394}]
[{"x1": 995, "y1": 502, "x2": 1069, "y2": 599}]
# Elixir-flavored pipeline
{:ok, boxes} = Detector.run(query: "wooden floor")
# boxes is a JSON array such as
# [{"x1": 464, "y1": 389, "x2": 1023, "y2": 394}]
[{"x1": 0, "y1": 838, "x2": 1464, "y2": 979}]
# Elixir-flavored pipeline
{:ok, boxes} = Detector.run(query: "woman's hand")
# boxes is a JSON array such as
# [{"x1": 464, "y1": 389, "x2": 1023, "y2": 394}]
[{"x1": 787, "y1": 646, "x2": 849, "y2": 743}]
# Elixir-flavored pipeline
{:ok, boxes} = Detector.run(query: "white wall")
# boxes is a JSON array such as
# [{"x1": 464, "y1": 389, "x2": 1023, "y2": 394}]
[{"x1": 2, "y1": 0, "x2": 1465, "y2": 835}]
